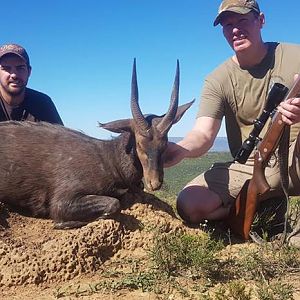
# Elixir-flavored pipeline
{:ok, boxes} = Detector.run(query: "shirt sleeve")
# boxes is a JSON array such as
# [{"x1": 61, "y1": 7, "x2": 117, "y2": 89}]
[
  {"x1": 23, "y1": 88, "x2": 64, "y2": 125},
  {"x1": 40, "y1": 97, "x2": 64, "y2": 125},
  {"x1": 197, "y1": 75, "x2": 225, "y2": 120}
]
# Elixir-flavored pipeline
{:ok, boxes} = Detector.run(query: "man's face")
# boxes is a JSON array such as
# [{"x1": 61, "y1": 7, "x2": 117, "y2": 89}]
[
  {"x1": 221, "y1": 11, "x2": 264, "y2": 53},
  {"x1": 0, "y1": 54, "x2": 31, "y2": 96}
]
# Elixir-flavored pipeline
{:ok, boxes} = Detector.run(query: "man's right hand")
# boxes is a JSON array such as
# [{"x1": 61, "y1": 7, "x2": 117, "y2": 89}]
[
  {"x1": 163, "y1": 116, "x2": 222, "y2": 168},
  {"x1": 163, "y1": 142, "x2": 189, "y2": 168}
]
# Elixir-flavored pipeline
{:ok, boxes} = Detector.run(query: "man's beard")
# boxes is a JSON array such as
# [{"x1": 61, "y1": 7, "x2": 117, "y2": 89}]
[
  {"x1": 7, "y1": 88, "x2": 26, "y2": 96},
  {"x1": 3, "y1": 82, "x2": 26, "y2": 97}
]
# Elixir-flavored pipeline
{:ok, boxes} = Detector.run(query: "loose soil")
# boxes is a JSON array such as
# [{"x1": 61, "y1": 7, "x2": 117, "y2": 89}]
[{"x1": 0, "y1": 192, "x2": 299, "y2": 300}]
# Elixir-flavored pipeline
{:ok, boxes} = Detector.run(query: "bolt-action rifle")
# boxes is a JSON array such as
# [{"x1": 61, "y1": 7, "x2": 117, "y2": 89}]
[{"x1": 227, "y1": 76, "x2": 300, "y2": 240}]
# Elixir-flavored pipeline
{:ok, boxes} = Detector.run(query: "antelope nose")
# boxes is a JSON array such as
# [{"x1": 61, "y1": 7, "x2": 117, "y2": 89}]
[{"x1": 146, "y1": 179, "x2": 162, "y2": 191}]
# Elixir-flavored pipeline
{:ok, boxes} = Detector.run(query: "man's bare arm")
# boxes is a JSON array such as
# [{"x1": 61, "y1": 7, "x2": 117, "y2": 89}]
[{"x1": 164, "y1": 116, "x2": 221, "y2": 167}]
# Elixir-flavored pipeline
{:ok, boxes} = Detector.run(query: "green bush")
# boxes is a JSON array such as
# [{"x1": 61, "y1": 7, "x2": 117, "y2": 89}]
[{"x1": 149, "y1": 231, "x2": 224, "y2": 278}]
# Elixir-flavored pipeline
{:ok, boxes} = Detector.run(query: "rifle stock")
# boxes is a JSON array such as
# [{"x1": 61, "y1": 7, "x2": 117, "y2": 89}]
[{"x1": 227, "y1": 76, "x2": 300, "y2": 240}]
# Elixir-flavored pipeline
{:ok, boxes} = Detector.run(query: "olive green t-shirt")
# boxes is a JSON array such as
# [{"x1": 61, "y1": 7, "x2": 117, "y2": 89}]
[{"x1": 198, "y1": 42, "x2": 300, "y2": 156}]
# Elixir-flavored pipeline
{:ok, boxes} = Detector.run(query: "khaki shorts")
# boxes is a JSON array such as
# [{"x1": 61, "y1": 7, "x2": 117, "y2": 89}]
[{"x1": 187, "y1": 135, "x2": 300, "y2": 208}]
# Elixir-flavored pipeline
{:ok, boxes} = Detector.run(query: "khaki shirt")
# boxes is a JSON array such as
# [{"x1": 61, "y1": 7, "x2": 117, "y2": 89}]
[{"x1": 198, "y1": 42, "x2": 300, "y2": 156}]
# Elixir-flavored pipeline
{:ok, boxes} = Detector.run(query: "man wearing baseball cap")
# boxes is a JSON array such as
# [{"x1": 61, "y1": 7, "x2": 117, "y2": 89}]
[
  {"x1": 164, "y1": 0, "x2": 300, "y2": 246},
  {"x1": 0, "y1": 43, "x2": 63, "y2": 124},
  {"x1": 213, "y1": 0, "x2": 260, "y2": 26}
]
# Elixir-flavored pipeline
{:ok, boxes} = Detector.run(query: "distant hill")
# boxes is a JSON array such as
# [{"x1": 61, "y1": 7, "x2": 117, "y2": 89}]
[{"x1": 169, "y1": 136, "x2": 229, "y2": 152}]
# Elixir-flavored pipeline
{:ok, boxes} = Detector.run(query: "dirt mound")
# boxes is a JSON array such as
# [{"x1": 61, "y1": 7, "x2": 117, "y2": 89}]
[
  {"x1": 1, "y1": 193, "x2": 300, "y2": 300},
  {"x1": 0, "y1": 192, "x2": 187, "y2": 289}
]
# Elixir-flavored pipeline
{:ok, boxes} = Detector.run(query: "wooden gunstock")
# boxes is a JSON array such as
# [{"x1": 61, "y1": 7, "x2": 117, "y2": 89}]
[
  {"x1": 227, "y1": 180, "x2": 257, "y2": 239},
  {"x1": 227, "y1": 76, "x2": 300, "y2": 240}
]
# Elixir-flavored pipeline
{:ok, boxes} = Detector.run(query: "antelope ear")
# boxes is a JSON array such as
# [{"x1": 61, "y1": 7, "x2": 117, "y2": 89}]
[
  {"x1": 172, "y1": 99, "x2": 195, "y2": 125},
  {"x1": 98, "y1": 119, "x2": 132, "y2": 134}
]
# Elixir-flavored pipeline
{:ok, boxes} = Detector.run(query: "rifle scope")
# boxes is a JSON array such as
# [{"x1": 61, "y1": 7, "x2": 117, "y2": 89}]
[{"x1": 234, "y1": 82, "x2": 288, "y2": 164}]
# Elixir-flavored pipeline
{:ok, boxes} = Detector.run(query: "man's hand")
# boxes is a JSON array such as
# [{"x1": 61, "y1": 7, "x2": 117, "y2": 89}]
[
  {"x1": 163, "y1": 142, "x2": 189, "y2": 168},
  {"x1": 278, "y1": 74, "x2": 300, "y2": 125},
  {"x1": 163, "y1": 116, "x2": 222, "y2": 168}
]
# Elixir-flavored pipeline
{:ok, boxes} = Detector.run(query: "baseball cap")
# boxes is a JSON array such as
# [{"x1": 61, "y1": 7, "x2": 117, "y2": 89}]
[
  {"x1": 0, "y1": 43, "x2": 30, "y2": 66},
  {"x1": 213, "y1": 0, "x2": 260, "y2": 26}
]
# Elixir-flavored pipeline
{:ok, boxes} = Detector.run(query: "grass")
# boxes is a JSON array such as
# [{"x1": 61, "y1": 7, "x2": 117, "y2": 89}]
[
  {"x1": 54, "y1": 152, "x2": 300, "y2": 300},
  {"x1": 149, "y1": 231, "x2": 224, "y2": 278},
  {"x1": 54, "y1": 230, "x2": 300, "y2": 299},
  {"x1": 161, "y1": 151, "x2": 232, "y2": 195},
  {"x1": 155, "y1": 151, "x2": 232, "y2": 210}
]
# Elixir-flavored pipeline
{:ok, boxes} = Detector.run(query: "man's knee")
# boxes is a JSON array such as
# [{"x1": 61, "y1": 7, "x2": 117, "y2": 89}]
[{"x1": 176, "y1": 185, "x2": 222, "y2": 224}]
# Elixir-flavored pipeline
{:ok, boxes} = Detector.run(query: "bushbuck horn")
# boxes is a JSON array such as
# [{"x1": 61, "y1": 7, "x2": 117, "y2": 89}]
[
  {"x1": 0, "y1": 60, "x2": 194, "y2": 230},
  {"x1": 157, "y1": 59, "x2": 179, "y2": 134},
  {"x1": 130, "y1": 58, "x2": 149, "y2": 133}
]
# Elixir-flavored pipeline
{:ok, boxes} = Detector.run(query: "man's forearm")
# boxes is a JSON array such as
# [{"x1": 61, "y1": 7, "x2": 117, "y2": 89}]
[{"x1": 177, "y1": 130, "x2": 214, "y2": 158}]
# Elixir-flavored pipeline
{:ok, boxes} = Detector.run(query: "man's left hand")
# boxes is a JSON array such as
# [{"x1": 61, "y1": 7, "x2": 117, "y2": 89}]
[
  {"x1": 278, "y1": 74, "x2": 300, "y2": 125},
  {"x1": 278, "y1": 96, "x2": 300, "y2": 125}
]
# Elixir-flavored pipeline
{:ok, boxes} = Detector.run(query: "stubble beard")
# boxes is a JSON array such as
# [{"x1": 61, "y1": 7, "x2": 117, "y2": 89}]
[{"x1": 3, "y1": 81, "x2": 27, "y2": 97}]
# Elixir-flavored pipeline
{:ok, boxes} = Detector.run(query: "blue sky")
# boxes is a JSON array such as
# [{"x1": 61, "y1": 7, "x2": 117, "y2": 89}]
[{"x1": 3, "y1": 0, "x2": 300, "y2": 138}]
